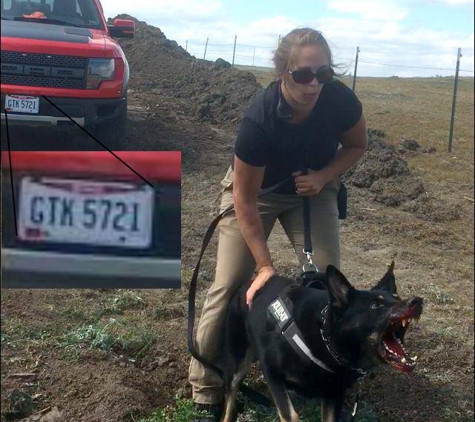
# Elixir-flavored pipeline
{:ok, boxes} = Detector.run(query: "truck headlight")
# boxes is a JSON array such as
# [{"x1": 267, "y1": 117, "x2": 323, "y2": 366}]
[{"x1": 86, "y1": 59, "x2": 115, "y2": 89}]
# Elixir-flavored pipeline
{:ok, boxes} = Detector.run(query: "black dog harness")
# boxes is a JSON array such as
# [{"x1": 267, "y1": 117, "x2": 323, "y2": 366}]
[
  {"x1": 268, "y1": 283, "x2": 366, "y2": 422},
  {"x1": 268, "y1": 287, "x2": 335, "y2": 373},
  {"x1": 267, "y1": 286, "x2": 366, "y2": 377}
]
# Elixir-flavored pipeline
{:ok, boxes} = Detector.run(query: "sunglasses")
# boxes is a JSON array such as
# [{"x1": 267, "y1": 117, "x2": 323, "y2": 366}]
[{"x1": 288, "y1": 65, "x2": 334, "y2": 85}]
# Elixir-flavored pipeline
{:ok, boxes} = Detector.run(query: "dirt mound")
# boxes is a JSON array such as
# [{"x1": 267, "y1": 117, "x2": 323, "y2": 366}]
[
  {"x1": 342, "y1": 130, "x2": 460, "y2": 221},
  {"x1": 112, "y1": 15, "x2": 262, "y2": 125},
  {"x1": 344, "y1": 129, "x2": 426, "y2": 206}
]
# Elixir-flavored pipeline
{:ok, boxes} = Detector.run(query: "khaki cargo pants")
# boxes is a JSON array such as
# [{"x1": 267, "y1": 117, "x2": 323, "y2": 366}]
[{"x1": 189, "y1": 167, "x2": 340, "y2": 404}]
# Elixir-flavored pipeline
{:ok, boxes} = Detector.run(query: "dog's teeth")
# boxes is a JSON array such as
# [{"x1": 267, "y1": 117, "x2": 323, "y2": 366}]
[
  {"x1": 412, "y1": 356, "x2": 418, "y2": 361},
  {"x1": 408, "y1": 318, "x2": 412, "y2": 324},
  {"x1": 401, "y1": 358, "x2": 407, "y2": 363},
  {"x1": 383, "y1": 342, "x2": 396, "y2": 355},
  {"x1": 402, "y1": 320, "x2": 406, "y2": 327}
]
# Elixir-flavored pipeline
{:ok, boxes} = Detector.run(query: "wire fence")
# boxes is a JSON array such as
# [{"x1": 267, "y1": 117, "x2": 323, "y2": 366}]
[{"x1": 181, "y1": 36, "x2": 474, "y2": 153}]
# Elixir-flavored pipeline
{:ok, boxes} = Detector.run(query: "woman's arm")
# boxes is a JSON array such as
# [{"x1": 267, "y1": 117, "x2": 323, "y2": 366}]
[
  {"x1": 294, "y1": 115, "x2": 367, "y2": 195},
  {"x1": 233, "y1": 155, "x2": 276, "y2": 306}
]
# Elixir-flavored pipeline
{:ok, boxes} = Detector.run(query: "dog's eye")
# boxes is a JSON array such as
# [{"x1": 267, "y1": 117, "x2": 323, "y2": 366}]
[{"x1": 371, "y1": 301, "x2": 384, "y2": 309}]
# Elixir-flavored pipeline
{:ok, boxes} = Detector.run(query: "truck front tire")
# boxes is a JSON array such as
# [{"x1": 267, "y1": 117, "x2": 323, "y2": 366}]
[{"x1": 95, "y1": 99, "x2": 127, "y2": 150}]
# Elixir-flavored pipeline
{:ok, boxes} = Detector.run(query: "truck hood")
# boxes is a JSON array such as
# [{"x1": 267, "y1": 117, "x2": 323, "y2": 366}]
[
  {"x1": 0, "y1": 20, "x2": 119, "y2": 57},
  {"x1": 2, "y1": 19, "x2": 94, "y2": 43},
  {"x1": 2, "y1": 152, "x2": 182, "y2": 184}
]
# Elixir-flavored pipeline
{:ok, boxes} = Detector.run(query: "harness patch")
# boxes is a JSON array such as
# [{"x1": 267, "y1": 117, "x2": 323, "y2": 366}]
[{"x1": 270, "y1": 299, "x2": 289, "y2": 323}]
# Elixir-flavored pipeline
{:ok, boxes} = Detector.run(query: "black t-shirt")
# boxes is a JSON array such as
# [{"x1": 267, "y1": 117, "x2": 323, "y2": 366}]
[{"x1": 234, "y1": 79, "x2": 362, "y2": 194}]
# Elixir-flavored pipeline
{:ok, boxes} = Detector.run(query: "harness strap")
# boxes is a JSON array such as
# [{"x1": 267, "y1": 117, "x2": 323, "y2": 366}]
[
  {"x1": 268, "y1": 293, "x2": 334, "y2": 373},
  {"x1": 321, "y1": 305, "x2": 367, "y2": 377},
  {"x1": 268, "y1": 285, "x2": 365, "y2": 420}
]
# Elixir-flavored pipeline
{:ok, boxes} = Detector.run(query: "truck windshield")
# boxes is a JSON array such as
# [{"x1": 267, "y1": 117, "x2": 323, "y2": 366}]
[{"x1": 1, "y1": 0, "x2": 104, "y2": 30}]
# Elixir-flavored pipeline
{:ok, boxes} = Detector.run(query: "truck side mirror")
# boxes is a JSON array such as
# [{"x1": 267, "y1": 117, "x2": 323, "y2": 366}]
[{"x1": 108, "y1": 19, "x2": 135, "y2": 38}]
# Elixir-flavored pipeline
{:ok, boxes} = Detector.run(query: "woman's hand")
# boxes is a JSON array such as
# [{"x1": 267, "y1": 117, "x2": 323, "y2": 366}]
[
  {"x1": 246, "y1": 265, "x2": 276, "y2": 309},
  {"x1": 293, "y1": 169, "x2": 331, "y2": 196}
]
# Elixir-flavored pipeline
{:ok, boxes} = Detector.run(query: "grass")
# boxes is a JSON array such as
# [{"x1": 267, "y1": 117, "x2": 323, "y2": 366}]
[
  {"x1": 109, "y1": 290, "x2": 146, "y2": 313},
  {"x1": 1, "y1": 317, "x2": 55, "y2": 349},
  {"x1": 2, "y1": 290, "x2": 158, "y2": 370},
  {"x1": 61, "y1": 319, "x2": 118, "y2": 351},
  {"x1": 137, "y1": 397, "x2": 204, "y2": 422},
  {"x1": 139, "y1": 396, "x2": 378, "y2": 422},
  {"x1": 57, "y1": 290, "x2": 146, "y2": 323},
  {"x1": 420, "y1": 284, "x2": 455, "y2": 305},
  {"x1": 60, "y1": 317, "x2": 156, "y2": 360}
]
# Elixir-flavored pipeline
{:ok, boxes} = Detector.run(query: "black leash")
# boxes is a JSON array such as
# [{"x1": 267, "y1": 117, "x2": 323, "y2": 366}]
[
  {"x1": 300, "y1": 169, "x2": 318, "y2": 273},
  {"x1": 303, "y1": 196, "x2": 312, "y2": 258}
]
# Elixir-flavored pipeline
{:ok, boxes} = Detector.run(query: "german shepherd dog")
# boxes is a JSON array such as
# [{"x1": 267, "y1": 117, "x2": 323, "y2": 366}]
[{"x1": 221, "y1": 262, "x2": 423, "y2": 422}]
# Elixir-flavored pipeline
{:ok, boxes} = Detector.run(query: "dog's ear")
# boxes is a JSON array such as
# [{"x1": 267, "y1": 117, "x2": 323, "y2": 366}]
[
  {"x1": 325, "y1": 265, "x2": 354, "y2": 308},
  {"x1": 371, "y1": 261, "x2": 397, "y2": 294}
]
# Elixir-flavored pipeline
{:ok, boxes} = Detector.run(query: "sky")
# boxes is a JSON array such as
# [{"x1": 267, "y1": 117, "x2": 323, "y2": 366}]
[{"x1": 101, "y1": 0, "x2": 474, "y2": 77}]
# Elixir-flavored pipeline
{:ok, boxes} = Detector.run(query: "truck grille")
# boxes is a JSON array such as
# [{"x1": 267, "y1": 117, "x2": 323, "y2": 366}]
[{"x1": 1, "y1": 51, "x2": 87, "y2": 89}]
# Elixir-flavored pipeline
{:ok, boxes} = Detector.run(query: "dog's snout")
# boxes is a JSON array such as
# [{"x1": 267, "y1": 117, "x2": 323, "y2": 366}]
[
  {"x1": 389, "y1": 296, "x2": 423, "y2": 318},
  {"x1": 408, "y1": 297, "x2": 424, "y2": 316},
  {"x1": 409, "y1": 297, "x2": 423, "y2": 309}
]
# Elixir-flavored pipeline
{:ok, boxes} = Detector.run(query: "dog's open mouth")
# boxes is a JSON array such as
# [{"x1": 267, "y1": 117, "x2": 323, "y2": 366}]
[{"x1": 379, "y1": 300, "x2": 423, "y2": 372}]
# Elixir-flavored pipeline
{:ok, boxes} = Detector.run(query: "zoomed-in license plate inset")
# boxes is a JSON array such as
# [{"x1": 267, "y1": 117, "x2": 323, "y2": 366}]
[
  {"x1": 18, "y1": 177, "x2": 154, "y2": 248},
  {"x1": 5, "y1": 95, "x2": 40, "y2": 114}
]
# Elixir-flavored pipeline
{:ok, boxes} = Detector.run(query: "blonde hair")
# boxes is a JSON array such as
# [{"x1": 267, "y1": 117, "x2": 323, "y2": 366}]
[{"x1": 272, "y1": 28, "x2": 335, "y2": 76}]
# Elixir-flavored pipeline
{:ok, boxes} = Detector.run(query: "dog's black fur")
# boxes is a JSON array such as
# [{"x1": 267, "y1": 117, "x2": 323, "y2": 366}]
[{"x1": 221, "y1": 263, "x2": 423, "y2": 422}]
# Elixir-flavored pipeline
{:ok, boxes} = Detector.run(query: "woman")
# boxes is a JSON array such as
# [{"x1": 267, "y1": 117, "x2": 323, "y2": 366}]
[{"x1": 189, "y1": 28, "x2": 367, "y2": 422}]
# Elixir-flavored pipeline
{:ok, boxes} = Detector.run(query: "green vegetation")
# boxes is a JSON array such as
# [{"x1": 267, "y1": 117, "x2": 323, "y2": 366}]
[
  {"x1": 421, "y1": 284, "x2": 455, "y2": 305},
  {"x1": 141, "y1": 395, "x2": 378, "y2": 422},
  {"x1": 7, "y1": 389, "x2": 34, "y2": 415},
  {"x1": 109, "y1": 290, "x2": 146, "y2": 313},
  {"x1": 137, "y1": 397, "x2": 204, "y2": 422},
  {"x1": 60, "y1": 318, "x2": 155, "y2": 359}
]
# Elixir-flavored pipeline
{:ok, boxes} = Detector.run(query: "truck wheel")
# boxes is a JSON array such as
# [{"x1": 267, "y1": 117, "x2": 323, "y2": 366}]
[{"x1": 96, "y1": 100, "x2": 128, "y2": 150}]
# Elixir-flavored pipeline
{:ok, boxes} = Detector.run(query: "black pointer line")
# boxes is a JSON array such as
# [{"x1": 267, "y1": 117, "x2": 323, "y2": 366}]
[
  {"x1": 42, "y1": 96, "x2": 153, "y2": 188},
  {"x1": 4, "y1": 109, "x2": 19, "y2": 236}
]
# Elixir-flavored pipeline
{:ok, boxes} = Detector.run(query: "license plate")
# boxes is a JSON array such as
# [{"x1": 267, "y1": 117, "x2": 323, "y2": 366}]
[
  {"x1": 18, "y1": 177, "x2": 154, "y2": 248},
  {"x1": 5, "y1": 95, "x2": 40, "y2": 114}
]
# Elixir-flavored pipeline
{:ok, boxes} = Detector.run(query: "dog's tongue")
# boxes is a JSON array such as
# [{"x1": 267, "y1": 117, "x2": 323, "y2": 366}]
[{"x1": 384, "y1": 333, "x2": 406, "y2": 357}]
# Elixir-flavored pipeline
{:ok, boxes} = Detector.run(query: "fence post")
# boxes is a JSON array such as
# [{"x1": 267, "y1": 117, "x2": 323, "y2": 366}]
[
  {"x1": 352, "y1": 46, "x2": 360, "y2": 92},
  {"x1": 448, "y1": 48, "x2": 462, "y2": 153},
  {"x1": 278, "y1": 34, "x2": 281, "y2": 47},
  {"x1": 252, "y1": 47, "x2": 256, "y2": 66},
  {"x1": 231, "y1": 35, "x2": 237, "y2": 67},
  {"x1": 203, "y1": 37, "x2": 209, "y2": 60},
  {"x1": 185, "y1": 40, "x2": 188, "y2": 51}
]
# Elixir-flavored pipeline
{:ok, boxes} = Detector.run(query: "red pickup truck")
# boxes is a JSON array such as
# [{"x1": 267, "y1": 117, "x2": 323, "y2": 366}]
[{"x1": 1, "y1": 0, "x2": 134, "y2": 147}]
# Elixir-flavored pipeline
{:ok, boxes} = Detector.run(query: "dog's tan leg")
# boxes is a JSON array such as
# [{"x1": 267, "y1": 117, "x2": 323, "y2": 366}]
[
  {"x1": 222, "y1": 350, "x2": 254, "y2": 422},
  {"x1": 276, "y1": 396, "x2": 299, "y2": 422},
  {"x1": 320, "y1": 399, "x2": 336, "y2": 422}
]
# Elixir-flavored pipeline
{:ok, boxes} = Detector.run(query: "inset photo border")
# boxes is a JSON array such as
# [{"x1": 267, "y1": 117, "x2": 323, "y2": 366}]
[{"x1": 1, "y1": 150, "x2": 181, "y2": 288}]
